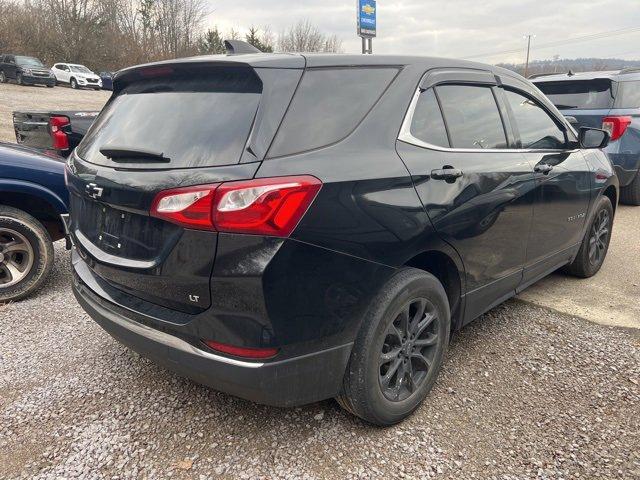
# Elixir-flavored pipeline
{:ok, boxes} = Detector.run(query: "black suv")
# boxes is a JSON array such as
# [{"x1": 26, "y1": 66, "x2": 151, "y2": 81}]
[
  {"x1": 0, "y1": 54, "x2": 55, "y2": 87},
  {"x1": 67, "y1": 49, "x2": 618, "y2": 425}
]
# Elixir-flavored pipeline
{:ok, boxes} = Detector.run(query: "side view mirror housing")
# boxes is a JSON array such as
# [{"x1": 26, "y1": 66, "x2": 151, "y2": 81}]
[{"x1": 579, "y1": 127, "x2": 610, "y2": 149}]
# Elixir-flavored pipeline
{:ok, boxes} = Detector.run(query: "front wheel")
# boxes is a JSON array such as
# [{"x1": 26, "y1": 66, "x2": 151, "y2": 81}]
[
  {"x1": 0, "y1": 206, "x2": 54, "y2": 303},
  {"x1": 0, "y1": 71, "x2": 6, "y2": 83},
  {"x1": 563, "y1": 196, "x2": 613, "y2": 278},
  {"x1": 16, "y1": 73, "x2": 23, "y2": 85},
  {"x1": 70, "y1": 78, "x2": 77, "y2": 89},
  {"x1": 337, "y1": 268, "x2": 450, "y2": 425}
]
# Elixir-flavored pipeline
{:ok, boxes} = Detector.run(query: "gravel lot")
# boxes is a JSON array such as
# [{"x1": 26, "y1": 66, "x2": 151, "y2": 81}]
[{"x1": 1, "y1": 81, "x2": 639, "y2": 479}]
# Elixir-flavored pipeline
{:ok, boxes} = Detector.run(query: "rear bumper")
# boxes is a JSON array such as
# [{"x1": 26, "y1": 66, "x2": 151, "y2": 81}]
[{"x1": 72, "y1": 251, "x2": 352, "y2": 407}]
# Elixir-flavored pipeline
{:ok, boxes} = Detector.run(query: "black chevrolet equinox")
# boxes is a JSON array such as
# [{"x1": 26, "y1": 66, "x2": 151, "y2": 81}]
[{"x1": 67, "y1": 47, "x2": 618, "y2": 425}]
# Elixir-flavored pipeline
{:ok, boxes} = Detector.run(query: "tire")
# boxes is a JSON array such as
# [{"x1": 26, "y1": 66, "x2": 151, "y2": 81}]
[
  {"x1": 16, "y1": 73, "x2": 23, "y2": 85},
  {"x1": 337, "y1": 267, "x2": 451, "y2": 425},
  {"x1": 0, "y1": 71, "x2": 6, "y2": 83},
  {"x1": 46, "y1": 84, "x2": 54, "y2": 88},
  {"x1": 620, "y1": 172, "x2": 640, "y2": 206},
  {"x1": 563, "y1": 196, "x2": 613, "y2": 278},
  {"x1": 0, "y1": 206, "x2": 54, "y2": 303},
  {"x1": 70, "y1": 78, "x2": 77, "y2": 89}
]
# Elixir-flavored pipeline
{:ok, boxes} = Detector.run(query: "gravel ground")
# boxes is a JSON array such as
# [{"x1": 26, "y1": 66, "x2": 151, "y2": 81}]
[{"x1": 1, "y1": 244, "x2": 638, "y2": 479}]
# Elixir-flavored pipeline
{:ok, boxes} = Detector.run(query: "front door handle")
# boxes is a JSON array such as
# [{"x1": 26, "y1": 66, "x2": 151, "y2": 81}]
[
  {"x1": 534, "y1": 163, "x2": 554, "y2": 175},
  {"x1": 431, "y1": 168, "x2": 463, "y2": 182}
]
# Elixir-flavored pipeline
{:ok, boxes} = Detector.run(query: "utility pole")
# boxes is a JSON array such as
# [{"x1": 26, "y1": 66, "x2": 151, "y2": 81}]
[{"x1": 523, "y1": 34, "x2": 535, "y2": 77}]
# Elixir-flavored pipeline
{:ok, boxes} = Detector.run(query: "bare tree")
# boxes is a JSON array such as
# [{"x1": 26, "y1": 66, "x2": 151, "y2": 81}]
[{"x1": 278, "y1": 20, "x2": 342, "y2": 53}]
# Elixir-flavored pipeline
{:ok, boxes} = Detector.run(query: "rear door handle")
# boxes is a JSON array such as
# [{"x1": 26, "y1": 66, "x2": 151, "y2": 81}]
[
  {"x1": 534, "y1": 163, "x2": 553, "y2": 174},
  {"x1": 431, "y1": 168, "x2": 463, "y2": 181}
]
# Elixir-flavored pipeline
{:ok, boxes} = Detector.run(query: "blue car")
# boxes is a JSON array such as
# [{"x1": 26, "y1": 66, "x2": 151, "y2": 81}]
[
  {"x1": 99, "y1": 71, "x2": 113, "y2": 91},
  {"x1": 533, "y1": 69, "x2": 640, "y2": 205},
  {"x1": 0, "y1": 142, "x2": 68, "y2": 302}
]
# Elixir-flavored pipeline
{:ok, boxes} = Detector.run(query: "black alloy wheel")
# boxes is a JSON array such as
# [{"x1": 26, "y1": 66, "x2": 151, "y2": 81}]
[{"x1": 379, "y1": 298, "x2": 440, "y2": 402}]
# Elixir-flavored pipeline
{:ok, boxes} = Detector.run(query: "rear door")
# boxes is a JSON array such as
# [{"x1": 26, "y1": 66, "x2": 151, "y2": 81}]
[
  {"x1": 396, "y1": 69, "x2": 536, "y2": 322},
  {"x1": 4, "y1": 55, "x2": 17, "y2": 79},
  {"x1": 501, "y1": 81, "x2": 591, "y2": 287},
  {"x1": 67, "y1": 61, "x2": 303, "y2": 312}
]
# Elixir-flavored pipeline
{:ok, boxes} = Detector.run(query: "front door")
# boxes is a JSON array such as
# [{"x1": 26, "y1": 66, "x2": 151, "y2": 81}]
[
  {"x1": 499, "y1": 87, "x2": 591, "y2": 287},
  {"x1": 396, "y1": 71, "x2": 536, "y2": 323}
]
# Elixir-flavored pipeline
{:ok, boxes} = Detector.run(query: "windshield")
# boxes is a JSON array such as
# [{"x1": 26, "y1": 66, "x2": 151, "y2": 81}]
[
  {"x1": 535, "y1": 79, "x2": 615, "y2": 110},
  {"x1": 16, "y1": 56, "x2": 44, "y2": 67},
  {"x1": 70, "y1": 65, "x2": 92, "y2": 73},
  {"x1": 77, "y1": 65, "x2": 263, "y2": 169}
]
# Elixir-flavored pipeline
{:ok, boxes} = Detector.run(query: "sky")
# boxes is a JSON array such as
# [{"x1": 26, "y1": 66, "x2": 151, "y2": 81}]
[{"x1": 207, "y1": 0, "x2": 640, "y2": 64}]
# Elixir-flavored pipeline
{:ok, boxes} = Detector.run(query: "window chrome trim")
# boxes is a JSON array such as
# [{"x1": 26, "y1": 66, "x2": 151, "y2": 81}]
[{"x1": 398, "y1": 86, "x2": 578, "y2": 154}]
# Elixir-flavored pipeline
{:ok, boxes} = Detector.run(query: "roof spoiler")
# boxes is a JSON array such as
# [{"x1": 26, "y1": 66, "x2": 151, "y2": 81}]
[
  {"x1": 528, "y1": 70, "x2": 577, "y2": 80},
  {"x1": 224, "y1": 40, "x2": 262, "y2": 55}
]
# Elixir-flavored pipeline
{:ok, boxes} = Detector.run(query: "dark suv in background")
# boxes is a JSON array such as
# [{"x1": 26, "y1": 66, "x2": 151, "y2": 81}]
[
  {"x1": 67, "y1": 48, "x2": 617, "y2": 425},
  {"x1": 0, "y1": 54, "x2": 55, "y2": 87},
  {"x1": 533, "y1": 69, "x2": 640, "y2": 204}
]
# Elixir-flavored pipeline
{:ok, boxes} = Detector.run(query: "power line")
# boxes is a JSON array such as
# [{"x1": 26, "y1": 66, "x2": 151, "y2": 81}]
[{"x1": 464, "y1": 26, "x2": 640, "y2": 60}]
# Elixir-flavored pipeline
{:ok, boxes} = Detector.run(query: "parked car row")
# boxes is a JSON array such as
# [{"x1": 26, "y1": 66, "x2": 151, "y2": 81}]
[
  {"x1": 0, "y1": 54, "x2": 113, "y2": 90},
  {"x1": 0, "y1": 42, "x2": 629, "y2": 425}
]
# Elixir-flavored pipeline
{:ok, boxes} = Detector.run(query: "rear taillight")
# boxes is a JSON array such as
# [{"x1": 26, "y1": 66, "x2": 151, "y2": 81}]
[
  {"x1": 150, "y1": 176, "x2": 322, "y2": 236},
  {"x1": 602, "y1": 116, "x2": 632, "y2": 141},
  {"x1": 150, "y1": 184, "x2": 219, "y2": 229},
  {"x1": 203, "y1": 340, "x2": 278, "y2": 359},
  {"x1": 49, "y1": 115, "x2": 70, "y2": 150}
]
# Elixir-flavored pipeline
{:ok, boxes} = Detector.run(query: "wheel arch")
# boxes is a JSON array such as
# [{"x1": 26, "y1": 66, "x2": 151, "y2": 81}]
[
  {"x1": 0, "y1": 182, "x2": 67, "y2": 241},
  {"x1": 404, "y1": 249, "x2": 465, "y2": 331}
]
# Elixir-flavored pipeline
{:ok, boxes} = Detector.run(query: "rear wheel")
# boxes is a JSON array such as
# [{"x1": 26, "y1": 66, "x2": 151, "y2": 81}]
[
  {"x1": 563, "y1": 196, "x2": 613, "y2": 278},
  {"x1": 70, "y1": 78, "x2": 77, "y2": 89},
  {"x1": 620, "y1": 172, "x2": 640, "y2": 205},
  {"x1": 337, "y1": 268, "x2": 450, "y2": 425},
  {"x1": 0, "y1": 206, "x2": 54, "y2": 303},
  {"x1": 46, "y1": 84, "x2": 54, "y2": 88},
  {"x1": 0, "y1": 71, "x2": 6, "y2": 83}
]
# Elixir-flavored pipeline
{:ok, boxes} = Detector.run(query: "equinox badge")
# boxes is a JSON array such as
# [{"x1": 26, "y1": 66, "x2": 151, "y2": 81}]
[{"x1": 85, "y1": 182, "x2": 104, "y2": 199}]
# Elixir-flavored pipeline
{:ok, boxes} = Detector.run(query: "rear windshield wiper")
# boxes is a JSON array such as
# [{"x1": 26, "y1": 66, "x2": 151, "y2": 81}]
[
  {"x1": 99, "y1": 145, "x2": 170, "y2": 163},
  {"x1": 553, "y1": 104, "x2": 579, "y2": 110}
]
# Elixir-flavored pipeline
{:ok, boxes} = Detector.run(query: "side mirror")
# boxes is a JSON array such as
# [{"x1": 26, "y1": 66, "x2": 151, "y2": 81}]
[{"x1": 579, "y1": 127, "x2": 610, "y2": 149}]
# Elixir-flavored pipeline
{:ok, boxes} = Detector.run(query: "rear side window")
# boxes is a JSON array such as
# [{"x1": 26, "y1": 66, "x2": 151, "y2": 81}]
[
  {"x1": 77, "y1": 66, "x2": 262, "y2": 169},
  {"x1": 616, "y1": 81, "x2": 640, "y2": 108},
  {"x1": 535, "y1": 80, "x2": 614, "y2": 110},
  {"x1": 268, "y1": 67, "x2": 398, "y2": 157},
  {"x1": 505, "y1": 90, "x2": 566, "y2": 149},
  {"x1": 436, "y1": 85, "x2": 507, "y2": 149},
  {"x1": 409, "y1": 89, "x2": 449, "y2": 147}
]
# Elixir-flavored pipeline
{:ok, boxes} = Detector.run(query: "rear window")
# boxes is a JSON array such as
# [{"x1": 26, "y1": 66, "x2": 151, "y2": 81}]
[
  {"x1": 77, "y1": 65, "x2": 262, "y2": 169},
  {"x1": 616, "y1": 81, "x2": 640, "y2": 108},
  {"x1": 535, "y1": 79, "x2": 614, "y2": 110},
  {"x1": 268, "y1": 67, "x2": 398, "y2": 157},
  {"x1": 436, "y1": 85, "x2": 507, "y2": 149}
]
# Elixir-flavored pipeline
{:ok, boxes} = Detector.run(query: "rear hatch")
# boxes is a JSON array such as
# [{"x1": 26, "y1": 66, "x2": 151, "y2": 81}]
[
  {"x1": 67, "y1": 58, "x2": 304, "y2": 312},
  {"x1": 534, "y1": 78, "x2": 616, "y2": 128}
]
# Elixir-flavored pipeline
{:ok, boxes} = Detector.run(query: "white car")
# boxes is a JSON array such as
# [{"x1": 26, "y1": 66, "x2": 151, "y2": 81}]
[{"x1": 51, "y1": 63, "x2": 102, "y2": 90}]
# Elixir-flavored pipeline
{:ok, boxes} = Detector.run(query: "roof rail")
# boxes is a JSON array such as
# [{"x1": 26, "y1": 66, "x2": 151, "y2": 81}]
[
  {"x1": 619, "y1": 67, "x2": 640, "y2": 75},
  {"x1": 224, "y1": 40, "x2": 262, "y2": 55}
]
